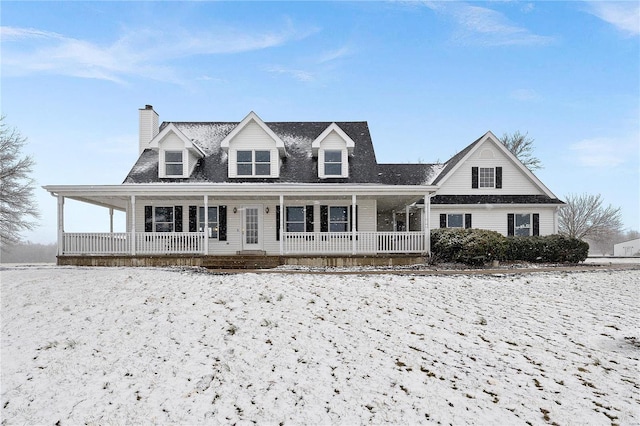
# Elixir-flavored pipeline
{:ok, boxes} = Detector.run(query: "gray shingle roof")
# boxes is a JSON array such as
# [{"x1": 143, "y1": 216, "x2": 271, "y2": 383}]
[
  {"x1": 124, "y1": 121, "x2": 442, "y2": 185},
  {"x1": 430, "y1": 195, "x2": 564, "y2": 205}
]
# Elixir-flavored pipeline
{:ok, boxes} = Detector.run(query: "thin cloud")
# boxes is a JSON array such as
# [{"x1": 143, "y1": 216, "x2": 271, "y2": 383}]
[
  {"x1": 510, "y1": 88, "x2": 541, "y2": 102},
  {"x1": 569, "y1": 137, "x2": 634, "y2": 168},
  {"x1": 585, "y1": 2, "x2": 640, "y2": 36},
  {"x1": 0, "y1": 22, "x2": 316, "y2": 84},
  {"x1": 264, "y1": 65, "x2": 315, "y2": 82},
  {"x1": 424, "y1": 2, "x2": 554, "y2": 46},
  {"x1": 317, "y1": 46, "x2": 351, "y2": 64}
]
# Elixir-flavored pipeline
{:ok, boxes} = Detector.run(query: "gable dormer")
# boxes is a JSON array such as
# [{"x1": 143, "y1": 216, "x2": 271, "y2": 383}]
[
  {"x1": 312, "y1": 123, "x2": 355, "y2": 179},
  {"x1": 220, "y1": 112, "x2": 286, "y2": 178},
  {"x1": 148, "y1": 123, "x2": 205, "y2": 178}
]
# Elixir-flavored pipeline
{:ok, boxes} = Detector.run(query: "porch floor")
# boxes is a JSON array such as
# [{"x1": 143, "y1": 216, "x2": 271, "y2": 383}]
[{"x1": 57, "y1": 254, "x2": 429, "y2": 269}]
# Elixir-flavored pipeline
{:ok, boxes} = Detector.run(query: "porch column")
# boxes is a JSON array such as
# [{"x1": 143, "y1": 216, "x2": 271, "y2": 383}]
[
  {"x1": 352, "y1": 195, "x2": 357, "y2": 255},
  {"x1": 392, "y1": 211, "x2": 397, "y2": 231},
  {"x1": 109, "y1": 208, "x2": 114, "y2": 233},
  {"x1": 405, "y1": 205, "x2": 410, "y2": 232},
  {"x1": 130, "y1": 195, "x2": 136, "y2": 255},
  {"x1": 57, "y1": 195, "x2": 64, "y2": 256},
  {"x1": 279, "y1": 195, "x2": 284, "y2": 255},
  {"x1": 424, "y1": 194, "x2": 431, "y2": 255},
  {"x1": 204, "y1": 195, "x2": 209, "y2": 255}
]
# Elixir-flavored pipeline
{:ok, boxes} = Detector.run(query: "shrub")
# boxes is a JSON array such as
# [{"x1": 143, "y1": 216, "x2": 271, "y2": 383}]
[
  {"x1": 431, "y1": 229, "x2": 589, "y2": 265},
  {"x1": 431, "y1": 228, "x2": 507, "y2": 266},
  {"x1": 504, "y1": 234, "x2": 589, "y2": 263}
]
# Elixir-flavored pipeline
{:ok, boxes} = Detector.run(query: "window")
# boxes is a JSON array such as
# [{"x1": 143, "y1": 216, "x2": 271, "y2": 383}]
[
  {"x1": 324, "y1": 150, "x2": 343, "y2": 176},
  {"x1": 515, "y1": 213, "x2": 531, "y2": 236},
  {"x1": 165, "y1": 151, "x2": 183, "y2": 176},
  {"x1": 198, "y1": 206, "x2": 219, "y2": 238},
  {"x1": 154, "y1": 207, "x2": 174, "y2": 232},
  {"x1": 479, "y1": 167, "x2": 495, "y2": 188},
  {"x1": 237, "y1": 150, "x2": 271, "y2": 176},
  {"x1": 286, "y1": 207, "x2": 305, "y2": 232},
  {"x1": 447, "y1": 214, "x2": 463, "y2": 228},
  {"x1": 329, "y1": 206, "x2": 349, "y2": 232}
]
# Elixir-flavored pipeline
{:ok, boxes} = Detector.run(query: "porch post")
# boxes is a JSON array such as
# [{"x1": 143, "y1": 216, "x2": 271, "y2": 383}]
[
  {"x1": 204, "y1": 195, "x2": 209, "y2": 255},
  {"x1": 352, "y1": 194, "x2": 357, "y2": 255},
  {"x1": 279, "y1": 195, "x2": 284, "y2": 255},
  {"x1": 392, "y1": 211, "x2": 397, "y2": 231},
  {"x1": 57, "y1": 195, "x2": 64, "y2": 256},
  {"x1": 405, "y1": 205, "x2": 410, "y2": 232},
  {"x1": 424, "y1": 194, "x2": 431, "y2": 255},
  {"x1": 109, "y1": 208, "x2": 114, "y2": 233},
  {"x1": 130, "y1": 195, "x2": 136, "y2": 255}
]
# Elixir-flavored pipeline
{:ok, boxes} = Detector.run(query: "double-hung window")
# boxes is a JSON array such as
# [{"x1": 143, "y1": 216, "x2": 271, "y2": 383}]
[
  {"x1": 165, "y1": 151, "x2": 184, "y2": 176},
  {"x1": 154, "y1": 207, "x2": 174, "y2": 232},
  {"x1": 515, "y1": 213, "x2": 531, "y2": 236},
  {"x1": 447, "y1": 214, "x2": 463, "y2": 228},
  {"x1": 324, "y1": 150, "x2": 343, "y2": 176},
  {"x1": 237, "y1": 150, "x2": 271, "y2": 176},
  {"x1": 286, "y1": 207, "x2": 306, "y2": 232},
  {"x1": 329, "y1": 206, "x2": 349, "y2": 232},
  {"x1": 198, "y1": 206, "x2": 219, "y2": 238}
]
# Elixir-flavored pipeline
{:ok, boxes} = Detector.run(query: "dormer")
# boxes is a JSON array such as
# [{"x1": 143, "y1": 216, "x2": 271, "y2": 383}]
[
  {"x1": 148, "y1": 123, "x2": 205, "y2": 178},
  {"x1": 220, "y1": 112, "x2": 287, "y2": 178},
  {"x1": 312, "y1": 123, "x2": 355, "y2": 179}
]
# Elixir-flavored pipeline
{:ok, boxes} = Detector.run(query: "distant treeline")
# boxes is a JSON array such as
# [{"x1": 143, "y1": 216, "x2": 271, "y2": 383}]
[{"x1": 1, "y1": 242, "x2": 57, "y2": 263}]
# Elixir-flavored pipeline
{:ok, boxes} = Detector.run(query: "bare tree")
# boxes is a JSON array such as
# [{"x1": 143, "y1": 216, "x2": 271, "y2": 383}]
[
  {"x1": 500, "y1": 131, "x2": 542, "y2": 171},
  {"x1": 558, "y1": 193, "x2": 623, "y2": 240},
  {"x1": 0, "y1": 117, "x2": 39, "y2": 248}
]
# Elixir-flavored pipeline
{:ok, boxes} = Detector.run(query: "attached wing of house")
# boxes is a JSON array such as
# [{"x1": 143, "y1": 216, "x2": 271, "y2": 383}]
[{"x1": 43, "y1": 106, "x2": 563, "y2": 265}]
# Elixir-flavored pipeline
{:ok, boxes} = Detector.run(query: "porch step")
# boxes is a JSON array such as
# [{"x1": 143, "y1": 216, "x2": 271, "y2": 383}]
[
  {"x1": 202, "y1": 255, "x2": 281, "y2": 270},
  {"x1": 236, "y1": 250, "x2": 267, "y2": 256}
]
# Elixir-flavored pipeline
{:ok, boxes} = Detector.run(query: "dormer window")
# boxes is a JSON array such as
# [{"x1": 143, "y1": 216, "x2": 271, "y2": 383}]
[
  {"x1": 324, "y1": 150, "x2": 343, "y2": 176},
  {"x1": 237, "y1": 150, "x2": 271, "y2": 176},
  {"x1": 165, "y1": 151, "x2": 184, "y2": 176}
]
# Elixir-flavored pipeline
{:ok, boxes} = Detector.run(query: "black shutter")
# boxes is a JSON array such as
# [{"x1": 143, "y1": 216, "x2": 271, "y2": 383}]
[
  {"x1": 533, "y1": 213, "x2": 540, "y2": 236},
  {"x1": 472, "y1": 167, "x2": 479, "y2": 189},
  {"x1": 440, "y1": 214, "x2": 447, "y2": 228},
  {"x1": 145, "y1": 206, "x2": 153, "y2": 232},
  {"x1": 174, "y1": 206, "x2": 183, "y2": 232},
  {"x1": 305, "y1": 205, "x2": 314, "y2": 232},
  {"x1": 349, "y1": 206, "x2": 358, "y2": 231},
  {"x1": 320, "y1": 205, "x2": 328, "y2": 232},
  {"x1": 189, "y1": 206, "x2": 197, "y2": 232},
  {"x1": 276, "y1": 205, "x2": 281, "y2": 241},
  {"x1": 507, "y1": 213, "x2": 515, "y2": 236},
  {"x1": 355, "y1": 205, "x2": 359, "y2": 231},
  {"x1": 465, "y1": 213, "x2": 472, "y2": 229},
  {"x1": 219, "y1": 206, "x2": 227, "y2": 241},
  {"x1": 496, "y1": 167, "x2": 502, "y2": 189}
]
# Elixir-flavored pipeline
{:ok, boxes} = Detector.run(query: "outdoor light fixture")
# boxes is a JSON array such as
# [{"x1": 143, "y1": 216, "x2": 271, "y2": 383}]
[
  {"x1": 265, "y1": 207, "x2": 269, "y2": 214},
  {"x1": 233, "y1": 207, "x2": 237, "y2": 214}
]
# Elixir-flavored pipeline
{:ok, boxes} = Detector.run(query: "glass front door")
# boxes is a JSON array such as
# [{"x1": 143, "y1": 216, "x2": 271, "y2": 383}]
[{"x1": 243, "y1": 206, "x2": 261, "y2": 250}]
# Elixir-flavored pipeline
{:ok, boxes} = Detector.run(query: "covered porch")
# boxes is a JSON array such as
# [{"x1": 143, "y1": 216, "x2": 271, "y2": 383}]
[{"x1": 43, "y1": 183, "x2": 436, "y2": 260}]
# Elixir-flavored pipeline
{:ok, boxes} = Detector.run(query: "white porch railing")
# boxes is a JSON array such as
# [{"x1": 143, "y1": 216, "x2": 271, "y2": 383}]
[
  {"x1": 282, "y1": 231, "x2": 425, "y2": 254},
  {"x1": 61, "y1": 231, "x2": 425, "y2": 255},
  {"x1": 62, "y1": 232, "x2": 205, "y2": 255}
]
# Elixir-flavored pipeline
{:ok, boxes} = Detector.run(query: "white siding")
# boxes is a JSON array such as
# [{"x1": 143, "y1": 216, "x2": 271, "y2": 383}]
[
  {"x1": 228, "y1": 121, "x2": 280, "y2": 178},
  {"x1": 439, "y1": 142, "x2": 543, "y2": 196},
  {"x1": 430, "y1": 206, "x2": 557, "y2": 236}
]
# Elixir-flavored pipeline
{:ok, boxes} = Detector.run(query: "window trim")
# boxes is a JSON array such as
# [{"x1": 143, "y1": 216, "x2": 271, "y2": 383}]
[
  {"x1": 478, "y1": 167, "x2": 495, "y2": 188},
  {"x1": 323, "y1": 149, "x2": 343, "y2": 176},
  {"x1": 236, "y1": 149, "x2": 272, "y2": 177},
  {"x1": 515, "y1": 213, "x2": 532, "y2": 237},
  {"x1": 319, "y1": 149, "x2": 347, "y2": 178}
]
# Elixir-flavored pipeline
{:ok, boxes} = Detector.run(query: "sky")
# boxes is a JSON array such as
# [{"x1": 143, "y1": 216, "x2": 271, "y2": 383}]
[{"x1": 1, "y1": 1, "x2": 639, "y2": 244}]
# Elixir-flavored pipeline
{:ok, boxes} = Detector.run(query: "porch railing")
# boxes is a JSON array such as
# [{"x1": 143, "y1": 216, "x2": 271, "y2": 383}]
[
  {"x1": 282, "y1": 231, "x2": 425, "y2": 254},
  {"x1": 61, "y1": 231, "x2": 426, "y2": 255}
]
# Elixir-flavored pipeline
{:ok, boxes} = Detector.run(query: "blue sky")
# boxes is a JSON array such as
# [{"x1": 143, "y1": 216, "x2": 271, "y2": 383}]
[{"x1": 2, "y1": 1, "x2": 639, "y2": 244}]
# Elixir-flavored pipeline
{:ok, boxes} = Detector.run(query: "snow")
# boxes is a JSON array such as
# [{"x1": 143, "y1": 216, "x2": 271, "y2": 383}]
[
  {"x1": 175, "y1": 123, "x2": 237, "y2": 156},
  {"x1": 2, "y1": 266, "x2": 639, "y2": 424},
  {"x1": 425, "y1": 163, "x2": 446, "y2": 185}
]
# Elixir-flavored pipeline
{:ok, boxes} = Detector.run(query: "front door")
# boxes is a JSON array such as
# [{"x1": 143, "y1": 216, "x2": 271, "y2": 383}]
[{"x1": 242, "y1": 205, "x2": 262, "y2": 250}]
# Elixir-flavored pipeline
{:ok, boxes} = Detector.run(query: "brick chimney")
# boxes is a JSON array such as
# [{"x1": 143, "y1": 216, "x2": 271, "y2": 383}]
[{"x1": 138, "y1": 105, "x2": 159, "y2": 154}]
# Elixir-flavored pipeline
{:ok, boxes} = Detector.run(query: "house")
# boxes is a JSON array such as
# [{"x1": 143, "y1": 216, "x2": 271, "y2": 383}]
[
  {"x1": 613, "y1": 238, "x2": 640, "y2": 257},
  {"x1": 43, "y1": 105, "x2": 564, "y2": 267}
]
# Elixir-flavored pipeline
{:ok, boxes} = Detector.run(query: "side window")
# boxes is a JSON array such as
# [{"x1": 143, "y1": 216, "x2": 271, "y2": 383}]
[
  {"x1": 165, "y1": 151, "x2": 183, "y2": 176},
  {"x1": 286, "y1": 207, "x2": 305, "y2": 232},
  {"x1": 237, "y1": 150, "x2": 271, "y2": 176},
  {"x1": 447, "y1": 214, "x2": 463, "y2": 228},
  {"x1": 515, "y1": 213, "x2": 531, "y2": 236},
  {"x1": 329, "y1": 206, "x2": 349, "y2": 232},
  {"x1": 255, "y1": 150, "x2": 271, "y2": 176},
  {"x1": 479, "y1": 167, "x2": 495, "y2": 188}
]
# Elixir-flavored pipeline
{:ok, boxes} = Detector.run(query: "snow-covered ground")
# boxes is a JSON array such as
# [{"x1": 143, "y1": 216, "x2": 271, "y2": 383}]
[{"x1": 1, "y1": 265, "x2": 638, "y2": 425}]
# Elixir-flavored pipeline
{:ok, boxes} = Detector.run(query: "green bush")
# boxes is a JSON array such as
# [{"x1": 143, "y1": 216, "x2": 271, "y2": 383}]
[
  {"x1": 431, "y1": 228, "x2": 507, "y2": 266},
  {"x1": 431, "y1": 229, "x2": 589, "y2": 265}
]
